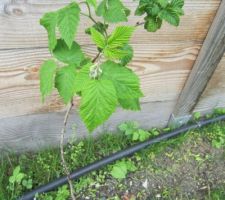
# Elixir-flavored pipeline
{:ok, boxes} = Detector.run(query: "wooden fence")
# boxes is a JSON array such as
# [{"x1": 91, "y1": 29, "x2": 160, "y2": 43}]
[{"x1": 0, "y1": 0, "x2": 225, "y2": 152}]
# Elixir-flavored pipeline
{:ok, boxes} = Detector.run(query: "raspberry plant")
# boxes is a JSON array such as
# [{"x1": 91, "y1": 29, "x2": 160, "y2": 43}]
[{"x1": 40, "y1": 0, "x2": 184, "y2": 132}]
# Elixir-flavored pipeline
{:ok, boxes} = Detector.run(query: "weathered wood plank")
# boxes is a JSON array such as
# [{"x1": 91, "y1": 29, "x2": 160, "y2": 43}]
[
  {"x1": 194, "y1": 54, "x2": 225, "y2": 113},
  {"x1": 0, "y1": 43, "x2": 199, "y2": 118},
  {"x1": 0, "y1": 0, "x2": 222, "y2": 151},
  {"x1": 0, "y1": 101, "x2": 175, "y2": 152},
  {"x1": 0, "y1": 0, "x2": 220, "y2": 49},
  {"x1": 169, "y1": 0, "x2": 225, "y2": 126}
]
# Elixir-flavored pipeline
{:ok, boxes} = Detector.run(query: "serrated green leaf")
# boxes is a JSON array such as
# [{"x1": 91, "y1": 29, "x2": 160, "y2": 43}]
[
  {"x1": 85, "y1": 22, "x2": 108, "y2": 35},
  {"x1": 53, "y1": 39, "x2": 84, "y2": 65},
  {"x1": 104, "y1": 48, "x2": 128, "y2": 60},
  {"x1": 90, "y1": 28, "x2": 106, "y2": 49},
  {"x1": 146, "y1": 3, "x2": 160, "y2": 16},
  {"x1": 118, "y1": 98, "x2": 141, "y2": 111},
  {"x1": 158, "y1": 0, "x2": 168, "y2": 8},
  {"x1": 40, "y1": 60, "x2": 57, "y2": 102},
  {"x1": 101, "y1": 61, "x2": 143, "y2": 99},
  {"x1": 171, "y1": 0, "x2": 184, "y2": 8},
  {"x1": 86, "y1": 0, "x2": 97, "y2": 8},
  {"x1": 80, "y1": 79, "x2": 117, "y2": 132},
  {"x1": 96, "y1": 0, "x2": 129, "y2": 23},
  {"x1": 135, "y1": 2, "x2": 148, "y2": 16},
  {"x1": 96, "y1": 0, "x2": 106, "y2": 16},
  {"x1": 120, "y1": 44, "x2": 133, "y2": 66},
  {"x1": 55, "y1": 66, "x2": 76, "y2": 104},
  {"x1": 107, "y1": 26, "x2": 135, "y2": 49},
  {"x1": 57, "y1": 2, "x2": 80, "y2": 48},
  {"x1": 40, "y1": 12, "x2": 58, "y2": 50},
  {"x1": 144, "y1": 16, "x2": 162, "y2": 32},
  {"x1": 159, "y1": 8, "x2": 180, "y2": 26},
  {"x1": 103, "y1": 26, "x2": 135, "y2": 60},
  {"x1": 74, "y1": 63, "x2": 92, "y2": 92}
]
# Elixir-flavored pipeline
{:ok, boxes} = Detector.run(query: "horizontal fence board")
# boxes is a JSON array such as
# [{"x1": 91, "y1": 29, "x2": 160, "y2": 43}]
[
  {"x1": 0, "y1": 101, "x2": 175, "y2": 152},
  {"x1": 0, "y1": 43, "x2": 199, "y2": 118},
  {"x1": 0, "y1": 0, "x2": 222, "y2": 150},
  {"x1": 0, "y1": 0, "x2": 220, "y2": 49},
  {"x1": 194, "y1": 54, "x2": 225, "y2": 113}
]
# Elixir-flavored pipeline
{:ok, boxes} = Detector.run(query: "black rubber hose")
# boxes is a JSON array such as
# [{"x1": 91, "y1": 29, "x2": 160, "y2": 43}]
[{"x1": 19, "y1": 115, "x2": 225, "y2": 200}]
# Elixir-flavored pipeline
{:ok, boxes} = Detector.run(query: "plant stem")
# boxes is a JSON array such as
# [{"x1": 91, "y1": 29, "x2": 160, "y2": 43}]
[
  {"x1": 80, "y1": 2, "x2": 98, "y2": 25},
  {"x1": 60, "y1": 100, "x2": 76, "y2": 200},
  {"x1": 135, "y1": 21, "x2": 145, "y2": 27},
  {"x1": 92, "y1": 51, "x2": 101, "y2": 63}
]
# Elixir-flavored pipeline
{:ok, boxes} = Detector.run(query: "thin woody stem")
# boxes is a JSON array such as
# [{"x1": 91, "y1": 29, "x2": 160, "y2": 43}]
[
  {"x1": 135, "y1": 21, "x2": 145, "y2": 27},
  {"x1": 60, "y1": 100, "x2": 76, "y2": 200},
  {"x1": 92, "y1": 51, "x2": 101, "y2": 63}
]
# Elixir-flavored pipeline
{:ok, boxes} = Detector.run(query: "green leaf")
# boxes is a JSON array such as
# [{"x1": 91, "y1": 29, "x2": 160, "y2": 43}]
[
  {"x1": 85, "y1": 22, "x2": 108, "y2": 35},
  {"x1": 158, "y1": 0, "x2": 168, "y2": 8},
  {"x1": 135, "y1": 3, "x2": 148, "y2": 16},
  {"x1": 118, "y1": 121, "x2": 139, "y2": 135},
  {"x1": 144, "y1": 16, "x2": 162, "y2": 32},
  {"x1": 40, "y1": 60, "x2": 57, "y2": 102},
  {"x1": 40, "y1": 12, "x2": 58, "y2": 50},
  {"x1": 90, "y1": 28, "x2": 106, "y2": 49},
  {"x1": 13, "y1": 166, "x2": 21, "y2": 176},
  {"x1": 132, "y1": 131, "x2": 139, "y2": 141},
  {"x1": 120, "y1": 44, "x2": 133, "y2": 66},
  {"x1": 171, "y1": 0, "x2": 184, "y2": 8},
  {"x1": 101, "y1": 61, "x2": 143, "y2": 99},
  {"x1": 111, "y1": 162, "x2": 127, "y2": 179},
  {"x1": 74, "y1": 63, "x2": 92, "y2": 92},
  {"x1": 86, "y1": 0, "x2": 97, "y2": 8},
  {"x1": 125, "y1": 160, "x2": 137, "y2": 172},
  {"x1": 107, "y1": 26, "x2": 135, "y2": 49},
  {"x1": 104, "y1": 48, "x2": 128, "y2": 60},
  {"x1": 57, "y1": 2, "x2": 80, "y2": 48},
  {"x1": 103, "y1": 26, "x2": 135, "y2": 60},
  {"x1": 53, "y1": 39, "x2": 84, "y2": 65},
  {"x1": 159, "y1": 8, "x2": 180, "y2": 26},
  {"x1": 96, "y1": 0, "x2": 129, "y2": 23},
  {"x1": 146, "y1": 3, "x2": 161, "y2": 16},
  {"x1": 118, "y1": 98, "x2": 141, "y2": 111},
  {"x1": 138, "y1": 129, "x2": 150, "y2": 141},
  {"x1": 80, "y1": 79, "x2": 117, "y2": 132},
  {"x1": 55, "y1": 66, "x2": 76, "y2": 104}
]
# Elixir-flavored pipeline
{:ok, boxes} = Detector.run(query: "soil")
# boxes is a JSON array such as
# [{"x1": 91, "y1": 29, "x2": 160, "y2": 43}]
[{"x1": 76, "y1": 132, "x2": 225, "y2": 200}]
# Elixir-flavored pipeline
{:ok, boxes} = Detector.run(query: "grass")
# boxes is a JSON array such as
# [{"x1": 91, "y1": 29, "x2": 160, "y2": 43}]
[{"x1": 0, "y1": 117, "x2": 225, "y2": 200}]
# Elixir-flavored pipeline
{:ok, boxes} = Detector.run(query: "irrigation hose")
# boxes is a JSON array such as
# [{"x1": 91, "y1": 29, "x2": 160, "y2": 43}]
[{"x1": 19, "y1": 114, "x2": 225, "y2": 200}]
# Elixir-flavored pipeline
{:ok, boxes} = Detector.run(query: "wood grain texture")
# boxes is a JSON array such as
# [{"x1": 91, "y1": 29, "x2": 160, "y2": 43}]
[
  {"x1": 0, "y1": 43, "x2": 199, "y2": 118},
  {"x1": 0, "y1": 101, "x2": 175, "y2": 152},
  {"x1": 0, "y1": 0, "x2": 220, "y2": 119},
  {"x1": 169, "y1": 0, "x2": 225, "y2": 125},
  {"x1": 0, "y1": 0, "x2": 220, "y2": 49},
  {"x1": 194, "y1": 54, "x2": 225, "y2": 113},
  {"x1": 0, "y1": 0, "x2": 222, "y2": 150}
]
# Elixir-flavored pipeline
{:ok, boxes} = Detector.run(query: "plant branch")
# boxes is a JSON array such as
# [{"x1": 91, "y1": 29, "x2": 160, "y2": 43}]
[
  {"x1": 92, "y1": 51, "x2": 101, "y2": 63},
  {"x1": 60, "y1": 100, "x2": 76, "y2": 200},
  {"x1": 135, "y1": 21, "x2": 145, "y2": 27},
  {"x1": 80, "y1": 2, "x2": 98, "y2": 24}
]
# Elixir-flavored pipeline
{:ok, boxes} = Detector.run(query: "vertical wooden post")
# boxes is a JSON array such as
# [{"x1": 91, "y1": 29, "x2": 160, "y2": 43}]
[{"x1": 169, "y1": 0, "x2": 225, "y2": 127}]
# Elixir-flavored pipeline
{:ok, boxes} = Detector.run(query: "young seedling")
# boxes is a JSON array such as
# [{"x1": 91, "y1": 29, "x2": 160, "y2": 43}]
[{"x1": 39, "y1": 0, "x2": 184, "y2": 198}]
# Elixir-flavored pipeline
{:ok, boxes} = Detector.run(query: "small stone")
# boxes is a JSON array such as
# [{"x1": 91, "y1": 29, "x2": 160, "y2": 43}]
[{"x1": 142, "y1": 179, "x2": 148, "y2": 189}]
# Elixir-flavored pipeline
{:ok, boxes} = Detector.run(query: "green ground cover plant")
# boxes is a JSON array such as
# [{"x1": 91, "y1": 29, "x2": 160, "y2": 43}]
[{"x1": 1, "y1": 111, "x2": 225, "y2": 199}]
